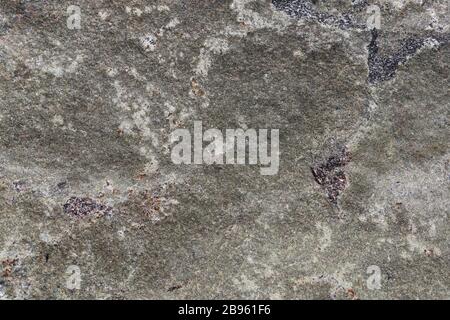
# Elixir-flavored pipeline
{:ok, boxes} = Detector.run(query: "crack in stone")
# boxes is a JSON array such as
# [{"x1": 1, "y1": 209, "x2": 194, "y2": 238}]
[
  {"x1": 368, "y1": 29, "x2": 449, "y2": 84},
  {"x1": 272, "y1": 0, "x2": 363, "y2": 29}
]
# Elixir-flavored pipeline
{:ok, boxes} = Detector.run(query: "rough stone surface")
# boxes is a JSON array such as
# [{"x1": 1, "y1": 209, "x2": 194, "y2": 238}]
[{"x1": 0, "y1": 0, "x2": 448, "y2": 299}]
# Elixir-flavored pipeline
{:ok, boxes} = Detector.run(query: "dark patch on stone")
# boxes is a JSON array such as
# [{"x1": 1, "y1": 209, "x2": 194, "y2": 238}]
[
  {"x1": 368, "y1": 29, "x2": 424, "y2": 84},
  {"x1": 272, "y1": 0, "x2": 362, "y2": 29},
  {"x1": 12, "y1": 180, "x2": 26, "y2": 192},
  {"x1": 57, "y1": 181, "x2": 67, "y2": 190},
  {"x1": 311, "y1": 148, "x2": 351, "y2": 204},
  {"x1": 351, "y1": 0, "x2": 369, "y2": 9},
  {"x1": 168, "y1": 284, "x2": 183, "y2": 292},
  {"x1": 367, "y1": 30, "x2": 449, "y2": 84},
  {"x1": 63, "y1": 197, "x2": 112, "y2": 218},
  {"x1": 392, "y1": 202, "x2": 412, "y2": 234},
  {"x1": 191, "y1": 78, "x2": 205, "y2": 97},
  {"x1": 1, "y1": 258, "x2": 18, "y2": 278}
]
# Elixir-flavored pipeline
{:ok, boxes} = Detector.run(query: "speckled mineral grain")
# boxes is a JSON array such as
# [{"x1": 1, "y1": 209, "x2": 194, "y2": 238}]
[{"x1": 0, "y1": 0, "x2": 448, "y2": 299}]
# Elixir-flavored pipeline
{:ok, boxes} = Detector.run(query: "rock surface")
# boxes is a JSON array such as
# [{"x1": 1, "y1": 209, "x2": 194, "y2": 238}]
[{"x1": 0, "y1": 0, "x2": 448, "y2": 299}]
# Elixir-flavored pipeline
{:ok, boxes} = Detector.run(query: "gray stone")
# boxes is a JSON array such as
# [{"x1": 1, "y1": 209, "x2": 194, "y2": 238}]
[{"x1": 0, "y1": 0, "x2": 448, "y2": 299}]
